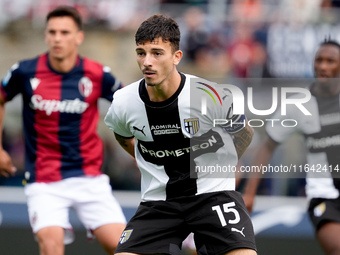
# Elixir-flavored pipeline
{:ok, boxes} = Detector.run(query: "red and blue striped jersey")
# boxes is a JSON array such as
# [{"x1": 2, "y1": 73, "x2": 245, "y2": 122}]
[{"x1": 0, "y1": 53, "x2": 122, "y2": 183}]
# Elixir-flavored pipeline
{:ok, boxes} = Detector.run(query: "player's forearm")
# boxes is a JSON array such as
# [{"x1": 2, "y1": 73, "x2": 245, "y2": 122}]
[
  {"x1": 0, "y1": 98, "x2": 5, "y2": 148},
  {"x1": 232, "y1": 124, "x2": 254, "y2": 159},
  {"x1": 0, "y1": 97, "x2": 17, "y2": 177},
  {"x1": 114, "y1": 133, "x2": 135, "y2": 158},
  {"x1": 244, "y1": 137, "x2": 278, "y2": 197}
]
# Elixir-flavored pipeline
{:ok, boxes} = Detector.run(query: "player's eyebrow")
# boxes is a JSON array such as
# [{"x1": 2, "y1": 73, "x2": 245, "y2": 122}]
[{"x1": 136, "y1": 47, "x2": 165, "y2": 52}]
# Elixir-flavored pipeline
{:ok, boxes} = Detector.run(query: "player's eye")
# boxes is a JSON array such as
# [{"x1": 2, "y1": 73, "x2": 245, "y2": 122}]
[{"x1": 315, "y1": 58, "x2": 322, "y2": 64}]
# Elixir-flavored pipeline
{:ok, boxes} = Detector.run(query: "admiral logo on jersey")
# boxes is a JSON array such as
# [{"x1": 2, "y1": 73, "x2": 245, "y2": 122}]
[{"x1": 151, "y1": 124, "x2": 181, "y2": 135}]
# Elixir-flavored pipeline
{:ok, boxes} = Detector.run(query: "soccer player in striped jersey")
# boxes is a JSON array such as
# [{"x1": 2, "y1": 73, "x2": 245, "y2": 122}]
[
  {"x1": 0, "y1": 6, "x2": 126, "y2": 255},
  {"x1": 242, "y1": 39, "x2": 340, "y2": 255},
  {"x1": 105, "y1": 14, "x2": 257, "y2": 255}
]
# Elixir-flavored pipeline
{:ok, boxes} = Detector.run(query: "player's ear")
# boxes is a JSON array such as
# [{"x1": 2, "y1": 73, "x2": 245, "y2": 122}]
[
  {"x1": 173, "y1": 50, "x2": 183, "y2": 66},
  {"x1": 76, "y1": 30, "x2": 85, "y2": 46},
  {"x1": 44, "y1": 29, "x2": 49, "y2": 45}
]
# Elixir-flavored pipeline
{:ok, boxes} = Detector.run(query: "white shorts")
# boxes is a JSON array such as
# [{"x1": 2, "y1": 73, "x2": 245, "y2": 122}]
[{"x1": 24, "y1": 174, "x2": 126, "y2": 244}]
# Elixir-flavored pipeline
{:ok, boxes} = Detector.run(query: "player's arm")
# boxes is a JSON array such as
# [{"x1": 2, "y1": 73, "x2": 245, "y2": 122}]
[
  {"x1": 114, "y1": 132, "x2": 135, "y2": 158},
  {"x1": 242, "y1": 136, "x2": 278, "y2": 213},
  {"x1": 232, "y1": 121, "x2": 254, "y2": 160},
  {"x1": 101, "y1": 68, "x2": 124, "y2": 101},
  {"x1": 0, "y1": 93, "x2": 17, "y2": 177}
]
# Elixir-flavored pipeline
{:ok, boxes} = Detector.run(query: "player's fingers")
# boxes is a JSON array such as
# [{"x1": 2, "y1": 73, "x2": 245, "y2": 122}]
[
  {"x1": 0, "y1": 170, "x2": 9, "y2": 178},
  {"x1": 0, "y1": 155, "x2": 17, "y2": 177},
  {"x1": 246, "y1": 205, "x2": 253, "y2": 214},
  {"x1": 9, "y1": 166, "x2": 17, "y2": 176},
  {"x1": 242, "y1": 196, "x2": 253, "y2": 214},
  {"x1": 0, "y1": 166, "x2": 16, "y2": 177}
]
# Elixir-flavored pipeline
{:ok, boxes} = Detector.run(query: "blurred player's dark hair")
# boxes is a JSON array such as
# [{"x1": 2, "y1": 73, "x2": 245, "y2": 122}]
[
  {"x1": 46, "y1": 6, "x2": 83, "y2": 30},
  {"x1": 321, "y1": 36, "x2": 340, "y2": 50}
]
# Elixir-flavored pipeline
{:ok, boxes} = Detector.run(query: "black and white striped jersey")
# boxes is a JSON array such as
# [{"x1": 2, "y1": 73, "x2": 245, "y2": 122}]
[
  {"x1": 266, "y1": 85, "x2": 340, "y2": 199},
  {"x1": 105, "y1": 73, "x2": 243, "y2": 201}
]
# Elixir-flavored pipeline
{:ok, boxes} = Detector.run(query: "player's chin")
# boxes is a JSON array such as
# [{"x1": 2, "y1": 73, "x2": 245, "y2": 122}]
[
  {"x1": 144, "y1": 78, "x2": 158, "y2": 87},
  {"x1": 316, "y1": 77, "x2": 330, "y2": 84},
  {"x1": 50, "y1": 49, "x2": 64, "y2": 57},
  {"x1": 50, "y1": 53, "x2": 64, "y2": 61}
]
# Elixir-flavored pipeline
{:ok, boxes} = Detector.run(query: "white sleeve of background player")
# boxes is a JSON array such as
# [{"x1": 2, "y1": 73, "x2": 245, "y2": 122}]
[
  {"x1": 265, "y1": 104, "x2": 297, "y2": 143},
  {"x1": 104, "y1": 94, "x2": 133, "y2": 138}
]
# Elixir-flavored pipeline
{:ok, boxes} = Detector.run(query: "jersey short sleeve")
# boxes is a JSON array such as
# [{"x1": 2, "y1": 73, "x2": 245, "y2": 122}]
[
  {"x1": 213, "y1": 86, "x2": 246, "y2": 134},
  {"x1": 104, "y1": 84, "x2": 137, "y2": 138},
  {"x1": 193, "y1": 81, "x2": 246, "y2": 135},
  {"x1": 100, "y1": 65, "x2": 122, "y2": 101},
  {"x1": 265, "y1": 92, "x2": 314, "y2": 143},
  {"x1": 0, "y1": 62, "x2": 23, "y2": 101},
  {"x1": 266, "y1": 105, "x2": 298, "y2": 143}
]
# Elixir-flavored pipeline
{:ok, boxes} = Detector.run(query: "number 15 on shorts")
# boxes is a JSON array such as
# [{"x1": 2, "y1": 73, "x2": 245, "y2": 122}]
[{"x1": 212, "y1": 202, "x2": 240, "y2": 227}]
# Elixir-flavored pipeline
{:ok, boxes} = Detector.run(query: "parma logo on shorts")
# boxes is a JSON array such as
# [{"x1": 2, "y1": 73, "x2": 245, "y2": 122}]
[
  {"x1": 314, "y1": 202, "x2": 326, "y2": 217},
  {"x1": 184, "y1": 118, "x2": 200, "y2": 135},
  {"x1": 119, "y1": 229, "x2": 133, "y2": 244}
]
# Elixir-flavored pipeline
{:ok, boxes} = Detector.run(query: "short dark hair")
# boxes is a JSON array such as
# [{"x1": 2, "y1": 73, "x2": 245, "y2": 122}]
[
  {"x1": 46, "y1": 6, "x2": 83, "y2": 30},
  {"x1": 320, "y1": 37, "x2": 340, "y2": 50},
  {"x1": 135, "y1": 14, "x2": 180, "y2": 53}
]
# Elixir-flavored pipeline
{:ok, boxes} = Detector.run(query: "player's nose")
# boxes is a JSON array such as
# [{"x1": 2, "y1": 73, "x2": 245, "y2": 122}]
[{"x1": 143, "y1": 53, "x2": 153, "y2": 67}]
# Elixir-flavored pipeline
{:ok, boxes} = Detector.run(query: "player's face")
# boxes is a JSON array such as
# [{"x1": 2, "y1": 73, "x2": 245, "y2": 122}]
[
  {"x1": 45, "y1": 17, "x2": 84, "y2": 62},
  {"x1": 136, "y1": 38, "x2": 182, "y2": 87},
  {"x1": 314, "y1": 44, "x2": 340, "y2": 85}
]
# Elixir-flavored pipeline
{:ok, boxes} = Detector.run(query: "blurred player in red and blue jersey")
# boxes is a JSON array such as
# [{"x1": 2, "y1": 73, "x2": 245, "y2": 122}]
[{"x1": 0, "y1": 5, "x2": 126, "y2": 255}]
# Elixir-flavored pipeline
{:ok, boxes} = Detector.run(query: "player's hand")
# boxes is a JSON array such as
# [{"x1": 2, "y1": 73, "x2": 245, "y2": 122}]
[
  {"x1": 0, "y1": 149, "x2": 17, "y2": 177},
  {"x1": 242, "y1": 193, "x2": 255, "y2": 214}
]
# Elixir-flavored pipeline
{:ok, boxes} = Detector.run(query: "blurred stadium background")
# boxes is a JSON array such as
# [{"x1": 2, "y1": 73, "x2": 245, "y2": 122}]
[{"x1": 1, "y1": 0, "x2": 340, "y2": 254}]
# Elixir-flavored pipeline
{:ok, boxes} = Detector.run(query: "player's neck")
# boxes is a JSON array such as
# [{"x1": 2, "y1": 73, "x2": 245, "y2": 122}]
[
  {"x1": 313, "y1": 81, "x2": 340, "y2": 98},
  {"x1": 48, "y1": 53, "x2": 78, "y2": 73},
  {"x1": 146, "y1": 69, "x2": 181, "y2": 102}
]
